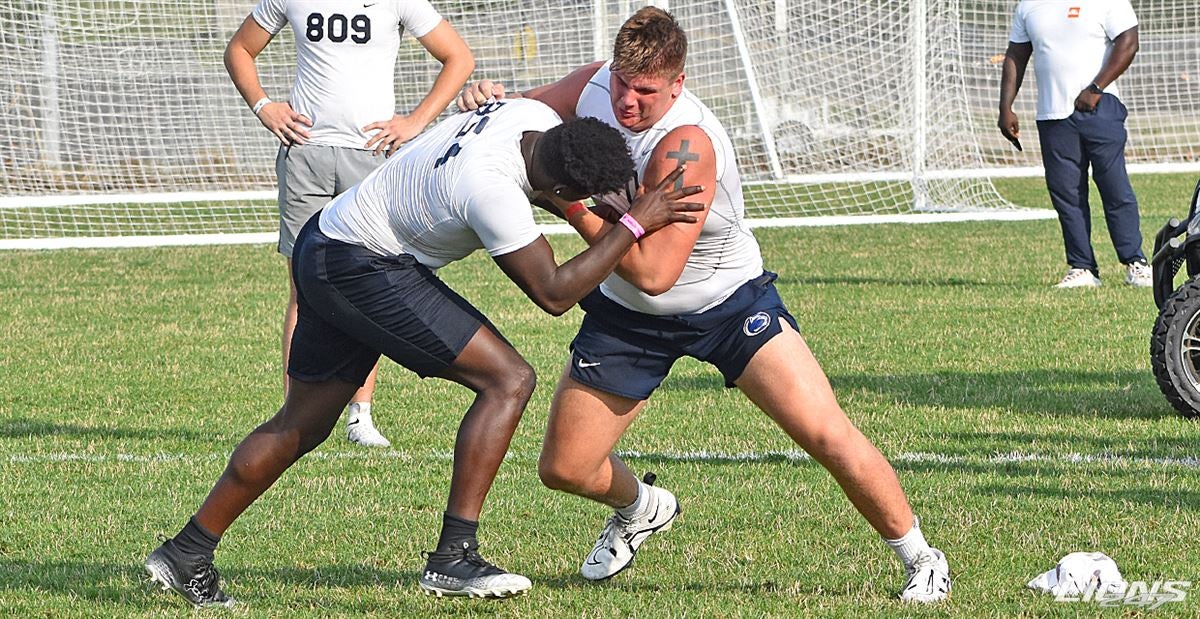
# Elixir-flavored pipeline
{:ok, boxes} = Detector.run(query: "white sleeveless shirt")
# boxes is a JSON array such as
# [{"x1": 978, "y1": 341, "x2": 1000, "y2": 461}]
[
  {"x1": 319, "y1": 99, "x2": 558, "y2": 268},
  {"x1": 577, "y1": 62, "x2": 763, "y2": 315}
]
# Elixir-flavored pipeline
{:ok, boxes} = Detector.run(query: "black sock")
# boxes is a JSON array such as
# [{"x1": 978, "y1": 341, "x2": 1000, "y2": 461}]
[
  {"x1": 435, "y1": 512, "x2": 479, "y2": 553},
  {"x1": 172, "y1": 516, "x2": 221, "y2": 558}
]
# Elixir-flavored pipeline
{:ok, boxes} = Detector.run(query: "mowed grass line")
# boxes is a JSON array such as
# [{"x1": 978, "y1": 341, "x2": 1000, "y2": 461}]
[{"x1": 1, "y1": 173, "x2": 1198, "y2": 617}]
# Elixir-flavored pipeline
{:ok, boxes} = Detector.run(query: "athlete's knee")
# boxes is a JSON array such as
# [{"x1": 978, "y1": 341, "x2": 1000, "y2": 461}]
[
  {"x1": 257, "y1": 403, "x2": 337, "y2": 458},
  {"x1": 537, "y1": 450, "x2": 587, "y2": 493},
  {"x1": 801, "y1": 413, "x2": 861, "y2": 464},
  {"x1": 483, "y1": 359, "x2": 537, "y2": 408}
]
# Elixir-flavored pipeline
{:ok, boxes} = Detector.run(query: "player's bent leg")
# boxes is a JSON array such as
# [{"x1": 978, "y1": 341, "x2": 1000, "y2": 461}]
[
  {"x1": 417, "y1": 326, "x2": 535, "y2": 598},
  {"x1": 436, "y1": 325, "x2": 536, "y2": 521},
  {"x1": 194, "y1": 378, "x2": 359, "y2": 535},
  {"x1": 735, "y1": 321, "x2": 912, "y2": 535},
  {"x1": 539, "y1": 368, "x2": 645, "y2": 504},
  {"x1": 147, "y1": 378, "x2": 357, "y2": 608},
  {"x1": 540, "y1": 368, "x2": 679, "y2": 581},
  {"x1": 735, "y1": 321, "x2": 950, "y2": 601}
]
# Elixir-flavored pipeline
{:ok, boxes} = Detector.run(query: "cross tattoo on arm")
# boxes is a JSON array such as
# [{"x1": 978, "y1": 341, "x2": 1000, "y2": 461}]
[{"x1": 665, "y1": 140, "x2": 700, "y2": 190}]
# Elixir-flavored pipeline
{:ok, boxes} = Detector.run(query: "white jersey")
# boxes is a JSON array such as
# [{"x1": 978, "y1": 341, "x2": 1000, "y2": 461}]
[
  {"x1": 319, "y1": 99, "x2": 558, "y2": 268},
  {"x1": 577, "y1": 62, "x2": 763, "y2": 315},
  {"x1": 1009, "y1": 0, "x2": 1138, "y2": 120},
  {"x1": 252, "y1": 0, "x2": 443, "y2": 148}
]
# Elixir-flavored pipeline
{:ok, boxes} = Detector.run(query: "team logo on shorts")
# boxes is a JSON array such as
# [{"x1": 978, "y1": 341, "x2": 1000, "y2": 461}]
[{"x1": 743, "y1": 311, "x2": 771, "y2": 336}]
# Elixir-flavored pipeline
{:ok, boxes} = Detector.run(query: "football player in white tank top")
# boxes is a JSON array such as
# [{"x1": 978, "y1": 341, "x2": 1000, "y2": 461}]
[
  {"x1": 144, "y1": 104, "x2": 704, "y2": 605},
  {"x1": 225, "y1": 0, "x2": 475, "y2": 447},
  {"x1": 458, "y1": 7, "x2": 951, "y2": 602}
]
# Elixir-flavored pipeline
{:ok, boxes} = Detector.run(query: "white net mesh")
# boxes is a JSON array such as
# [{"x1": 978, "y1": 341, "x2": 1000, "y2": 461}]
[{"x1": 1, "y1": 0, "x2": 1196, "y2": 247}]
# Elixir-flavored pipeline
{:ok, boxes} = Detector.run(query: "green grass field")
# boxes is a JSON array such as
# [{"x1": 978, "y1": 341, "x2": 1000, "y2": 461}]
[{"x1": 2, "y1": 174, "x2": 1198, "y2": 617}]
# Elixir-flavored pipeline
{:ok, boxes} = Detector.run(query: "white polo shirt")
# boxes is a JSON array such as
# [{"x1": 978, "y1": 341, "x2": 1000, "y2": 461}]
[
  {"x1": 1009, "y1": 0, "x2": 1138, "y2": 120},
  {"x1": 252, "y1": 0, "x2": 443, "y2": 148}
]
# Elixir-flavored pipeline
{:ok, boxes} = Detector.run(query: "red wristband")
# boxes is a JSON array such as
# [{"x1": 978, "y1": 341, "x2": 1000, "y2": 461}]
[
  {"x1": 564, "y1": 202, "x2": 587, "y2": 220},
  {"x1": 618, "y1": 213, "x2": 645, "y2": 240}
]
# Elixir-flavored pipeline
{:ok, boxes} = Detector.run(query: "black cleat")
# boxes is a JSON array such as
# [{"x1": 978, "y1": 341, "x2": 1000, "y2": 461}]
[
  {"x1": 145, "y1": 539, "x2": 236, "y2": 608},
  {"x1": 418, "y1": 540, "x2": 532, "y2": 599}
]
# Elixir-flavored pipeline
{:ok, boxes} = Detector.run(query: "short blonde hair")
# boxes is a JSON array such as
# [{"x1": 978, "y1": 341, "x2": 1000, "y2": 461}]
[{"x1": 611, "y1": 7, "x2": 687, "y2": 79}]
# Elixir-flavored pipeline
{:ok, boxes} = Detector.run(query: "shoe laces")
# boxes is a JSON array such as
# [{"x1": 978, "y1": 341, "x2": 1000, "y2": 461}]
[
  {"x1": 185, "y1": 559, "x2": 222, "y2": 600},
  {"x1": 462, "y1": 547, "x2": 497, "y2": 570},
  {"x1": 907, "y1": 551, "x2": 941, "y2": 578},
  {"x1": 424, "y1": 542, "x2": 498, "y2": 569},
  {"x1": 599, "y1": 512, "x2": 639, "y2": 545}
]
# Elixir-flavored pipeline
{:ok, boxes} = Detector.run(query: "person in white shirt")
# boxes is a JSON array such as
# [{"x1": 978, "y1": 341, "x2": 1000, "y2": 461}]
[
  {"x1": 225, "y1": 0, "x2": 476, "y2": 446},
  {"x1": 458, "y1": 7, "x2": 951, "y2": 603},
  {"x1": 999, "y1": 0, "x2": 1148, "y2": 289},
  {"x1": 144, "y1": 99, "x2": 704, "y2": 606}
]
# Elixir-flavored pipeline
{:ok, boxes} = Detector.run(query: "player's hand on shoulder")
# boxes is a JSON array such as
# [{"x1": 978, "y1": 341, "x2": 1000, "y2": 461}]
[
  {"x1": 363, "y1": 114, "x2": 424, "y2": 157},
  {"x1": 258, "y1": 102, "x2": 312, "y2": 146},
  {"x1": 456, "y1": 80, "x2": 507, "y2": 111},
  {"x1": 625, "y1": 164, "x2": 704, "y2": 236}
]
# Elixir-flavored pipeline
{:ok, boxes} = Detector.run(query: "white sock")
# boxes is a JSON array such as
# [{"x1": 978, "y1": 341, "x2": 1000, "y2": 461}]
[
  {"x1": 347, "y1": 401, "x2": 371, "y2": 423},
  {"x1": 615, "y1": 481, "x2": 650, "y2": 520},
  {"x1": 884, "y1": 516, "x2": 932, "y2": 568}
]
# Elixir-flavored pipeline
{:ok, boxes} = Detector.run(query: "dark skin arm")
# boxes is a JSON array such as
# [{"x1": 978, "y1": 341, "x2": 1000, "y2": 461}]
[
  {"x1": 494, "y1": 166, "x2": 703, "y2": 316},
  {"x1": 1074, "y1": 26, "x2": 1139, "y2": 112},
  {"x1": 997, "y1": 41, "x2": 1032, "y2": 148}
]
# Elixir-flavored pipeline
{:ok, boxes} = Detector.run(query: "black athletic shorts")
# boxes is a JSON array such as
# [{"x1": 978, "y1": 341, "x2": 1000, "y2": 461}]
[
  {"x1": 569, "y1": 271, "x2": 798, "y2": 400},
  {"x1": 288, "y1": 215, "x2": 497, "y2": 385}
]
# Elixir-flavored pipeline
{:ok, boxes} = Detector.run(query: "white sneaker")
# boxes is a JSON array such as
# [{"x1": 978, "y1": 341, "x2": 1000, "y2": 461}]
[
  {"x1": 899, "y1": 548, "x2": 951, "y2": 603},
  {"x1": 346, "y1": 403, "x2": 391, "y2": 448},
  {"x1": 580, "y1": 477, "x2": 680, "y2": 581},
  {"x1": 1124, "y1": 260, "x2": 1152, "y2": 287},
  {"x1": 1054, "y1": 268, "x2": 1101, "y2": 289}
]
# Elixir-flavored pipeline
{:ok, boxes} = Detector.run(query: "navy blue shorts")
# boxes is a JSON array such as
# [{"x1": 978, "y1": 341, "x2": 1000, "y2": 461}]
[
  {"x1": 288, "y1": 216, "x2": 497, "y2": 385},
  {"x1": 569, "y1": 272, "x2": 798, "y2": 400}
]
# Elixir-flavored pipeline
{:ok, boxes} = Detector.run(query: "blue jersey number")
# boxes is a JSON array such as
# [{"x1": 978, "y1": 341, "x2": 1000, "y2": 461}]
[{"x1": 434, "y1": 102, "x2": 506, "y2": 168}]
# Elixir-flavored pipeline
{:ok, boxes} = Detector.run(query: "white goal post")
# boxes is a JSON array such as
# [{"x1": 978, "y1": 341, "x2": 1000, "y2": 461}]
[{"x1": 1, "y1": 0, "x2": 1196, "y2": 249}]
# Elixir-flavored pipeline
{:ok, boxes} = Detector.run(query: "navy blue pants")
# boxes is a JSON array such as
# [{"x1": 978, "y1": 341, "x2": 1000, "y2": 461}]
[{"x1": 1037, "y1": 93, "x2": 1144, "y2": 276}]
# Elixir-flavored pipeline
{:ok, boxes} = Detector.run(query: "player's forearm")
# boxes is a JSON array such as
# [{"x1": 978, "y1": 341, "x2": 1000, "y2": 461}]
[
  {"x1": 998, "y1": 52, "x2": 1028, "y2": 110},
  {"x1": 998, "y1": 41, "x2": 1031, "y2": 110},
  {"x1": 407, "y1": 53, "x2": 476, "y2": 127},
  {"x1": 537, "y1": 227, "x2": 639, "y2": 315},
  {"x1": 566, "y1": 211, "x2": 681, "y2": 295},
  {"x1": 224, "y1": 44, "x2": 268, "y2": 109},
  {"x1": 1092, "y1": 28, "x2": 1139, "y2": 88}
]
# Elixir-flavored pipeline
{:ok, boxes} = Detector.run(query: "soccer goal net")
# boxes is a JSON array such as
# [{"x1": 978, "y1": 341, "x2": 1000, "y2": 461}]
[{"x1": 2, "y1": 0, "x2": 1197, "y2": 248}]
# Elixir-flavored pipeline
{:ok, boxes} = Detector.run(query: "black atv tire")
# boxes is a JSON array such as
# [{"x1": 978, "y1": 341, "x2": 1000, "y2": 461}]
[{"x1": 1150, "y1": 277, "x2": 1200, "y2": 418}]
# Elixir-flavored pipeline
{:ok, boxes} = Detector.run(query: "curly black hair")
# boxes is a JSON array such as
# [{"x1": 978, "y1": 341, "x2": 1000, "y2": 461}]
[{"x1": 538, "y1": 117, "x2": 634, "y2": 197}]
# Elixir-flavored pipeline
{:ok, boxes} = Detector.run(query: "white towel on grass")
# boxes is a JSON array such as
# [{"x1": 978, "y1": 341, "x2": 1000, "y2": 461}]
[{"x1": 1027, "y1": 551, "x2": 1127, "y2": 597}]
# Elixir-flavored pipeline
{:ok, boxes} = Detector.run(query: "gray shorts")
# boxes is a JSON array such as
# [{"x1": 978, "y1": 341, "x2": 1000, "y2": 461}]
[{"x1": 275, "y1": 144, "x2": 384, "y2": 258}]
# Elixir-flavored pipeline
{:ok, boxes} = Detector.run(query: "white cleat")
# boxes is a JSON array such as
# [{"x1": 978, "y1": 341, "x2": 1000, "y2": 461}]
[
  {"x1": 1054, "y1": 268, "x2": 1101, "y2": 289},
  {"x1": 346, "y1": 405, "x2": 391, "y2": 448},
  {"x1": 580, "y1": 475, "x2": 680, "y2": 581},
  {"x1": 899, "y1": 548, "x2": 951, "y2": 603},
  {"x1": 1125, "y1": 260, "x2": 1152, "y2": 287}
]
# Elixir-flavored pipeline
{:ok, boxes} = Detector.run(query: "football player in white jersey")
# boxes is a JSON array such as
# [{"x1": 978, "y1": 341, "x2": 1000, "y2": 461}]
[
  {"x1": 225, "y1": 0, "x2": 475, "y2": 447},
  {"x1": 458, "y1": 7, "x2": 952, "y2": 602},
  {"x1": 145, "y1": 99, "x2": 704, "y2": 606}
]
